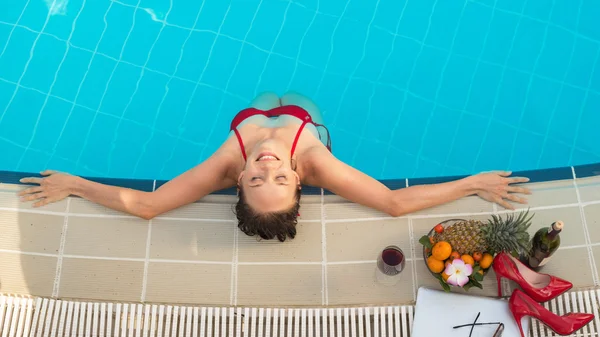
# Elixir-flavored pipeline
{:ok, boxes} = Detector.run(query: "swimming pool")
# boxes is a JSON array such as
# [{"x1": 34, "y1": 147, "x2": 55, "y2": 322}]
[{"x1": 0, "y1": 0, "x2": 599, "y2": 181}]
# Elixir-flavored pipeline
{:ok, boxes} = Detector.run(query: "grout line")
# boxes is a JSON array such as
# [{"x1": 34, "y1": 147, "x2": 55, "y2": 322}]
[
  {"x1": 321, "y1": 188, "x2": 328, "y2": 306},
  {"x1": 558, "y1": 244, "x2": 598, "y2": 251},
  {"x1": 0, "y1": 249, "x2": 58, "y2": 258},
  {"x1": 52, "y1": 198, "x2": 71, "y2": 298},
  {"x1": 327, "y1": 259, "x2": 417, "y2": 265},
  {"x1": 408, "y1": 218, "x2": 418, "y2": 302},
  {"x1": 140, "y1": 180, "x2": 157, "y2": 303},
  {"x1": 323, "y1": 202, "x2": 582, "y2": 223},
  {"x1": 3, "y1": 199, "x2": 599, "y2": 222},
  {"x1": 140, "y1": 220, "x2": 152, "y2": 303},
  {"x1": 237, "y1": 262, "x2": 323, "y2": 266},
  {"x1": 572, "y1": 167, "x2": 599, "y2": 286},
  {"x1": 0, "y1": 206, "x2": 235, "y2": 222},
  {"x1": 148, "y1": 259, "x2": 231, "y2": 265},
  {"x1": 61, "y1": 254, "x2": 146, "y2": 262},
  {"x1": 327, "y1": 260, "x2": 381, "y2": 265},
  {"x1": 493, "y1": 201, "x2": 510, "y2": 295},
  {"x1": 583, "y1": 200, "x2": 600, "y2": 207},
  {"x1": 230, "y1": 220, "x2": 239, "y2": 306}
]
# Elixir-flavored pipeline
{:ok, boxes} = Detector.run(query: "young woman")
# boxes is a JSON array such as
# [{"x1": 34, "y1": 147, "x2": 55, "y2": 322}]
[{"x1": 18, "y1": 92, "x2": 531, "y2": 242}]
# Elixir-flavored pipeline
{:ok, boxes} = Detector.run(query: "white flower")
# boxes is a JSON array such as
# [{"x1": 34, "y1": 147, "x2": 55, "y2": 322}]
[{"x1": 444, "y1": 258, "x2": 473, "y2": 287}]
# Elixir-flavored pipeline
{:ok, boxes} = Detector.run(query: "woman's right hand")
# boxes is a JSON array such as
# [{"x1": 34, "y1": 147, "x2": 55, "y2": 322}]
[{"x1": 18, "y1": 170, "x2": 77, "y2": 207}]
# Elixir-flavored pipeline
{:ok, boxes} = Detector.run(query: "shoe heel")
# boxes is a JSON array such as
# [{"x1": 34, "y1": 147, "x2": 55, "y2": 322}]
[{"x1": 512, "y1": 312, "x2": 526, "y2": 337}]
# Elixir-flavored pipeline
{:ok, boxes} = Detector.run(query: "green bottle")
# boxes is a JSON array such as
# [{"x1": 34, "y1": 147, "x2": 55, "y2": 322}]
[{"x1": 527, "y1": 221, "x2": 563, "y2": 270}]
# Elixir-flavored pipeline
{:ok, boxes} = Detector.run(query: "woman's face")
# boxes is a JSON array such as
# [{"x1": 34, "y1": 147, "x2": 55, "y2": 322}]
[{"x1": 238, "y1": 139, "x2": 300, "y2": 213}]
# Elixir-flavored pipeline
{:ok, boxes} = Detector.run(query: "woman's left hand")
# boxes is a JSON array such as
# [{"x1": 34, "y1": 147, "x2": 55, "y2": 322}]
[
  {"x1": 471, "y1": 171, "x2": 531, "y2": 210},
  {"x1": 18, "y1": 170, "x2": 76, "y2": 207}
]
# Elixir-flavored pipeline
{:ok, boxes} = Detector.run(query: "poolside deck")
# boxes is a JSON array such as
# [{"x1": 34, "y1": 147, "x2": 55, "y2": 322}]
[{"x1": 1, "y1": 167, "x2": 599, "y2": 308}]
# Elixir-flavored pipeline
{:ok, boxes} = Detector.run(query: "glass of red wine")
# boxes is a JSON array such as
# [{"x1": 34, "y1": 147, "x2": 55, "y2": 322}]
[{"x1": 377, "y1": 245, "x2": 406, "y2": 275}]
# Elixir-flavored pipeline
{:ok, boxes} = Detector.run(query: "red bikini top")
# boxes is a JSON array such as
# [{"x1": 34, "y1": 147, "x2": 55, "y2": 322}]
[{"x1": 230, "y1": 105, "x2": 331, "y2": 161}]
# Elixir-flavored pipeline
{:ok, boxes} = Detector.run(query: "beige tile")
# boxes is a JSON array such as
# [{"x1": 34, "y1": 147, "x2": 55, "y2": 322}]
[
  {"x1": 199, "y1": 194, "x2": 237, "y2": 204},
  {"x1": 299, "y1": 194, "x2": 322, "y2": 204},
  {"x1": 526, "y1": 207, "x2": 586, "y2": 247},
  {"x1": 159, "y1": 201, "x2": 235, "y2": 220},
  {"x1": 0, "y1": 183, "x2": 24, "y2": 192},
  {"x1": 327, "y1": 219, "x2": 410, "y2": 262},
  {"x1": 585, "y1": 204, "x2": 600, "y2": 245},
  {"x1": 532, "y1": 247, "x2": 594, "y2": 289},
  {"x1": 327, "y1": 262, "x2": 414, "y2": 305},
  {"x1": 411, "y1": 214, "x2": 491, "y2": 256},
  {"x1": 411, "y1": 196, "x2": 494, "y2": 216},
  {"x1": 63, "y1": 216, "x2": 148, "y2": 258},
  {"x1": 68, "y1": 197, "x2": 132, "y2": 216},
  {"x1": 577, "y1": 176, "x2": 600, "y2": 203},
  {"x1": 237, "y1": 222, "x2": 322, "y2": 262},
  {"x1": 324, "y1": 202, "x2": 389, "y2": 220},
  {"x1": 508, "y1": 180, "x2": 578, "y2": 209},
  {"x1": 414, "y1": 258, "x2": 499, "y2": 298},
  {"x1": 58, "y1": 257, "x2": 143, "y2": 302},
  {"x1": 0, "y1": 211, "x2": 64, "y2": 254},
  {"x1": 0, "y1": 252, "x2": 57, "y2": 297},
  {"x1": 69, "y1": 196, "x2": 237, "y2": 220},
  {"x1": 0, "y1": 189, "x2": 67, "y2": 212},
  {"x1": 297, "y1": 202, "x2": 321, "y2": 221},
  {"x1": 592, "y1": 246, "x2": 600, "y2": 287},
  {"x1": 150, "y1": 219, "x2": 234, "y2": 262},
  {"x1": 145, "y1": 262, "x2": 231, "y2": 305},
  {"x1": 237, "y1": 264, "x2": 322, "y2": 306}
]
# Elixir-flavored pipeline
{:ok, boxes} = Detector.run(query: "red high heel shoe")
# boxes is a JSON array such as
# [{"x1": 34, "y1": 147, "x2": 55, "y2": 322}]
[
  {"x1": 510, "y1": 289, "x2": 594, "y2": 337},
  {"x1": 493, "y1": 251, "x2": 572, "y2": 302}
]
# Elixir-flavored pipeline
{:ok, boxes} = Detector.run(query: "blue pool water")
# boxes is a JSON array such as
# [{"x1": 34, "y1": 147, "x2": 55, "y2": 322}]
[{"x1": 0, "y1": 0, "x2": 599, "y2": 181}]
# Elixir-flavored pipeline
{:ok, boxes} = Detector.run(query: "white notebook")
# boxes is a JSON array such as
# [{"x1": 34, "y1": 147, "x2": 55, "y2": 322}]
[{"x1": 411, "y1": 287, "x2": 530, "y2": 337}]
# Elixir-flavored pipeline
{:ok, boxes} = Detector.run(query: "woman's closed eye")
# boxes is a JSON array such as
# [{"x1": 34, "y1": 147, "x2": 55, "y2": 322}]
[{"x1": 249, "y1": 175, "x2": 288, "y2": 186}]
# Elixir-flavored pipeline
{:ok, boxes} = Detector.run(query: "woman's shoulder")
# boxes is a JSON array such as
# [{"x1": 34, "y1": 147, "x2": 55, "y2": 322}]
[{"x1": 297, "y1": 145, "x2": 335, "y2": 184}]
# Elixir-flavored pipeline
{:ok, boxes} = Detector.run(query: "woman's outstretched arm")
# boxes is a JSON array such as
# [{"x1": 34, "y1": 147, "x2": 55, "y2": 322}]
[
  {"x1": 304, "y1": 149, "x2": 531, "y2": 217},
  {"x1": 18, "y1": 150, "x2": 238, "y2": 219}
]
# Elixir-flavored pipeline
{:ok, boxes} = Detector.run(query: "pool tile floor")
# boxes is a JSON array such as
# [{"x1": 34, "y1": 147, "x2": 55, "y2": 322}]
[{"x1": 0, "y1": 176, "x2": 598, "y2": 307}]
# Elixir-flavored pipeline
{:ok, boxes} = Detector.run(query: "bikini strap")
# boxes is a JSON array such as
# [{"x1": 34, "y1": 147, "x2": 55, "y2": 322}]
[
  {"x1": 290, "y1": 120, "x2": 308, "y2": 157},
  {"x1": 233, "y1": 128, "x2": 247, "y2": 161}
]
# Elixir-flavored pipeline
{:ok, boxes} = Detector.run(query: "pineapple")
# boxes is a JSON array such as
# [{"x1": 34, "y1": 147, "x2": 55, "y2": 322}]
[{"x1": 434, "y1": 210, "x2": 534, "y2": 256}]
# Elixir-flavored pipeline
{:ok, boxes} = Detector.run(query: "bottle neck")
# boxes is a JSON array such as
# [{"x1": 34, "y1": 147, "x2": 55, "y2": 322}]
[{"x1": 547, "y1": 221, "x2": 563, "y2": 240}]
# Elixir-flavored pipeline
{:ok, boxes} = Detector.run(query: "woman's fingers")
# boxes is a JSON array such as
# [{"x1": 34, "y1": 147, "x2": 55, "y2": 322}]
[
  {"x1": 19, "y1": 177, "x2": 43, "y2": 185},
  {"x1": 508, "y1": 176, "x2": 530, "y2": 184},
  {"x1": 496, "y1": 197, "x2": 515, "y2": 210},
  {"x1": 506, "y1": 185, "x2": 531, "y2": 195},
  {"x1": 41, "y1": 170, "x2": 57, "y2": 176},
  {"x1": 17, "y1": 186, "x2": 43, "y2": 197},
  {"x1": 33, "y1": 198, "x2": 51, "y2": 208},
  {"x1": 21, "y1": 192, "x2": 46, "y2": 202},
  {"x1": 504, "y1": 193, "x2": 527, "y2": 204}
]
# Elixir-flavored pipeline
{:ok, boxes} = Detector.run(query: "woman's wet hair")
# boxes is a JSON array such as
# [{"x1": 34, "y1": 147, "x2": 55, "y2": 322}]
[{"x1": 234, "y1": 186, "x2": 301, "y2": 242}]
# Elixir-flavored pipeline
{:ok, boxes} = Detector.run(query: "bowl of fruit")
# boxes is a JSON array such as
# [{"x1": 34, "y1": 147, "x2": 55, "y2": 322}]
[{"x1": 419, "y1": 210, "x2": 534, "y2": 292}]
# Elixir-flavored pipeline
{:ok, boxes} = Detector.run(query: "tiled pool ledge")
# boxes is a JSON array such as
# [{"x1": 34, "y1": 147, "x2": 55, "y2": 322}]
[{"x1": 0, "y1": 163, "x2": 599, "y2": 308}]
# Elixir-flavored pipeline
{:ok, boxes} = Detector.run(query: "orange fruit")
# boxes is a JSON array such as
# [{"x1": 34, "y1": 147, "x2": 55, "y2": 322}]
[
  {"x1": 432, "y1": 241, "x2": 452, "y2": 261},
  {"x1": 450, "y1": 251, "x2": 460, "y2": 260},
  {"x1": 480, "y1": 253, "x2": 494, "y2": 269},
  {"x1": 461, "y1": 254, "x2": 475, "y2": 267},
  {"x1": 473, "y1": 252, "x2": 482, "y2": 262},
  {"x1": 427, "y1": 256, "x2": 445, "y2": 273},
  {"x1": 442, "y1": 272, "x2": 450, "y2": 282}
]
